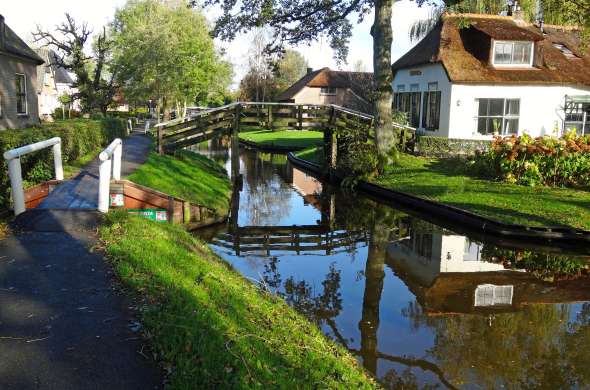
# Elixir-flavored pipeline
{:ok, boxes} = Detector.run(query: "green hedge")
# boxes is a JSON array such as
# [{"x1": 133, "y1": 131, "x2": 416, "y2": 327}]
[
  {"x1": 0, "y1": 118, "x2": 126, "y2": 209},
  {"x1": 416, "y1": 136, "x2": 491, "y2": 157}
]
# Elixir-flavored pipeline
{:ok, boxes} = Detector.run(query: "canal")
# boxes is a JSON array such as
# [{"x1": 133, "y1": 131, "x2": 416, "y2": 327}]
[{"x1": 193, "y1": 140, "x2": 590, "y2": 389}]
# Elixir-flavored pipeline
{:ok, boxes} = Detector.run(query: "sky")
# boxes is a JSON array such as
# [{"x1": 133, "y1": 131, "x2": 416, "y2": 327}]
[{"x1": 1, "y1": 0, "x2": 437, "y2": 87}]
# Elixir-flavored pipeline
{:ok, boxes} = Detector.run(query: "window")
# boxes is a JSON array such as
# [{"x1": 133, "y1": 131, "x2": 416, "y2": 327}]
[
  {"x1": 493, "y1": 41, "x2": 533, "y2": 66},
  {"x1": 16, "y1": 74, "x2": 27, "y2": 115},
  {"x1": 564, "y1": 98, "x2": 590, "y2": 135},
  {"x1": 394, "y1": 90, "x2": 421, "y2": 128},
  {"x1": 476, "y1": 98, "x2": 520, "y2": 135},
  {"x1": 396, "y1": 85, "x2": 406, "y2": 92},
  {"x1": 320, "y1": 87, "x2": 336, "y2": 96},
  {"x1": 422, "y1": 83, "x2": 441, "y2": 131},
  {"x1": 553, "y1": 43, "x2": 580, "y2": 60},
  {"x1": 474, "y1": 284, "x2": 513, "y2": 307}
]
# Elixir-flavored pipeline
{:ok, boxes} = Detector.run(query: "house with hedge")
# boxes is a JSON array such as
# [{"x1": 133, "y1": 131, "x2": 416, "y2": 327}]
[
  {"x1": 391, "y1": 13, "x2": 590, "y2": 140},
  {"x1": 0, "y1": 15, "x2": 44, "y2": 130},
  {"x1": 277, "y1": 67, "x2": 374, "y2": 114},
  {"x1": 35, "y1": 47, "x2": 77, "y2": 120}
]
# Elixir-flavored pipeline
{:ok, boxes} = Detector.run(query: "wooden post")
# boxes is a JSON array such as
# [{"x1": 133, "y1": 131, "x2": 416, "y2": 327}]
[
  {"x1": 323, "y1": 107, "x2": 338, "y2": 180},
  {"x1": 268, "y1": 105, "x2": 273, "y2": 130},
  {"x1": 231, "y1": 104, "x2": 241, "y2": 183},
  {"x1": 297, "y1": 105, "x2": 303, "y2": 131},
  {"x1": 157, "y1": 125, "x2": 164, "y2": 155}
]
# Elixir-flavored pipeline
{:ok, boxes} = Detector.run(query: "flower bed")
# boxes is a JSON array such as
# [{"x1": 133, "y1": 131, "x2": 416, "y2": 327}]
[{"x1": 475, "y1": 132, "x2": 590, "y2": 187}]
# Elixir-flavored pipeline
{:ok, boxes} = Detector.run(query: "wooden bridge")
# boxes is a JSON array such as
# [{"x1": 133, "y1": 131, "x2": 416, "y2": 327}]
[{"x1": 154, "y1": 102, "x2": 416, "y2": 179}]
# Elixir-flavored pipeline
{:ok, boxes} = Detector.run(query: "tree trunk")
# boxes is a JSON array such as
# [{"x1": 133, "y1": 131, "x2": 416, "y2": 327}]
[{"x1": 371, "y1": 0, "x2": 394, "y2": 161}]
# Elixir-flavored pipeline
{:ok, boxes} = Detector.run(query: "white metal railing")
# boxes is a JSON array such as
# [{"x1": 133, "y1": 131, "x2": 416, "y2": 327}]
[
  {"x1": 3, "y1": 137, "x2": 64, "y2": 216},
  {"x1": 98, "y1": 138, "x2": 122, "y2": 213},
  {"x1": 144, "y1": 119, "x2": 151, "y2": 134}
]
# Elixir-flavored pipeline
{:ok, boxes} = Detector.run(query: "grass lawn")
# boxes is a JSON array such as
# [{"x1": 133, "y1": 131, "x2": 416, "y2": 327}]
[
  {"x1": 373, "y1": 153, "x2": 590, "y2": 230},
  {"x1": 294, "y1": 146, "x2": 325, "y2": 165},
  {"x1": 126, "y1": 150, "x2": 232, "y2": 215},
  {"x1": 239, "y1": 129, "x2": 323, "y2": 150},
  {"x1": 99, "y1": 212, "x2": 378, "y2": 389},
  {"x1": 63, "y1": 146, "x2": 102, "y2": 179}
]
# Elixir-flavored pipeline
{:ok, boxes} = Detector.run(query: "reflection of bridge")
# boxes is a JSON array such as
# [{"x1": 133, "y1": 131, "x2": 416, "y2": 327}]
[{"x1": 212, "y1": 225, "x2": 368, "y2": 256}]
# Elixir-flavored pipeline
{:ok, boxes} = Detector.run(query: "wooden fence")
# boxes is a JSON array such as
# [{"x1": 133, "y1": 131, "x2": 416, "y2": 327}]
[{"x1": 153, "y1": 102, "x2": 416, "y2": 170}]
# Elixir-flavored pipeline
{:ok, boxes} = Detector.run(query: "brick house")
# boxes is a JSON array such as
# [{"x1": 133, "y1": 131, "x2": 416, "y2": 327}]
[
  {"x1": 0, "y1": 15, "x2": 44, "y2": 130},
  {"x1": 277, "y1": 67, "x2": 374, "y2": 114}
]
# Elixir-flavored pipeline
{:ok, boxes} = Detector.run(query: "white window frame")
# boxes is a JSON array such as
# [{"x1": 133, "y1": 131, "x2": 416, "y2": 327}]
[
  {"x1": 396, "y1": 85, "x2": 406, "y2": 92},
  {"x1": 474, "y1": 284, "x2": 514, "y2": 307},
  {"x1": 475, "y1": 98, "x2": 520, "y2": 136},
  {"x1": 15, "y1": 73, "x2": 28, "y2": 115},
  {"x1": 492, "y1": 40, "x2": 534, "y2": 68},
  {"x1": 320, "y1": 87, "x2": 337, "y2": 96}
]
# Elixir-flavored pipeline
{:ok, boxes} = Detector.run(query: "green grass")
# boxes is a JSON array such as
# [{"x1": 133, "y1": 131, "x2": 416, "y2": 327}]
[
  {"x1": 294, "y1": 146, "x2": 325, "y2": 165},
  {"x1": 99, "y1": 212, "x2": 378, "y2": 389},
  {"x1": 373, "y1": 153, "x2": 590, "y2": 230},
  {"x1": 127, "y1": 150, "x2": 232, "y2": 214},
  {"x1": 63, "y1": 146, "x2": 102, "y2": 179},
  {"x1": 239, "y1": 130, "x2": 323, "y2": 150}
]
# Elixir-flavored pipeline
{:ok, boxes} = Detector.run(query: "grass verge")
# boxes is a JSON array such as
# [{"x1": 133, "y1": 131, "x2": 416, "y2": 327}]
[
  {"x1": 239, "y1": 130, "x2": 323, "y2": 150},
  {"x1": 127, "y1": 150, "x2": 232, "y2": 214},
  {"x1": 294, "y1": 146, "x2": 325, "y2": 165},
  {"x1": 99, "y1": 212, "x2": 378, "y2": 389},
  {"x1": 373, "y1": 153, "x2": 590, "y2": 230}
]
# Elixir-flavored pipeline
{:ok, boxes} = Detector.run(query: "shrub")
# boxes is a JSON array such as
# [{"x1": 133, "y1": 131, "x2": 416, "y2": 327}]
[
  {"x1": 416, "y1": 136, "x2": 492, "y2": 157},
  {"x1": 475, "y1": 132, "x2": 590, "y2": 188},
  {"x1": 0, "y1": 119, "x2": 126, "y2": 209}
]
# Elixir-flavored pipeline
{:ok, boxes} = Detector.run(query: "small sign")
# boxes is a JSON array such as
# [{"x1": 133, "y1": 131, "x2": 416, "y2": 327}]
[
  {"x1": 110, "y1": 193, "x2": 125, "y2": 207},
  {"x1": 127, "y1": 209, "x2": 168, "y2": 222}
]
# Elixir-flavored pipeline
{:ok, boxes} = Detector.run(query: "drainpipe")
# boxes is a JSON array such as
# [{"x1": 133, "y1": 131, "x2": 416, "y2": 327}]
[{"x1": 0, "y1": 15, "x2": 6, "y2": 52}]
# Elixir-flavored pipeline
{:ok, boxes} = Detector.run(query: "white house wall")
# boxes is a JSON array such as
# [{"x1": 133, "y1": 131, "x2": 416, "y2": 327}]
[
  {"x1": 392, "y1": 63, "x2": 452, "y2": 137},
  {"x1": 449, "y1": 84, "x2": 590, "y2": 139}
]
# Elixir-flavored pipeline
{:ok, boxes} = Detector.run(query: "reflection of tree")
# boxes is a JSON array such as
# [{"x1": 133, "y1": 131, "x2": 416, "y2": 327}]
[
  {"x1": 381, "y1": 368, "x2": 440, "y2": 390},
  {"x1": 401, "y1": 301, "x2": 590, "y2": 389}
]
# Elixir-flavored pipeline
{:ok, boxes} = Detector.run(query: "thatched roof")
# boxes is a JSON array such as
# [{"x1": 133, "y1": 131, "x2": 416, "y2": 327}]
[
  {"x1": 277, "y1": 67, "x2": 374, "y2": 101},
  {"x1": 392, "y1": 14, "x2": 590, "y2": 87}
]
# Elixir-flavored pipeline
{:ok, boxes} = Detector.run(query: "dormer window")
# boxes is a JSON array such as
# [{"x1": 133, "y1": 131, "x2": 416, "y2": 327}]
[
  {"x1": 552, "y1": 43, "x2": 580, "y2": 59},
  {"x1": 492, "y1": 40, "x2": 534, "y2": 67}
]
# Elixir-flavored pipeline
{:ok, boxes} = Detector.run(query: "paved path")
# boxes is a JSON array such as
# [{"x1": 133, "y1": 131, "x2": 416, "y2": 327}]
[
  {"x1": 0, "y1": 135, "x2": 162, "y2": 389},
  {"x1": 39, "y1": 134, "x2": 152, "y2": 209}
]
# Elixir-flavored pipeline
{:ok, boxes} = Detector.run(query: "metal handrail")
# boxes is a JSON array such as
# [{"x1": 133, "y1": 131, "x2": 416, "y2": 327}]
[
  {"x1": 98, "y1": 138, "x2": 122, "y2": 213},
  {"x1": 3, "y1": 137, "x2": 63, "y2": 216}
]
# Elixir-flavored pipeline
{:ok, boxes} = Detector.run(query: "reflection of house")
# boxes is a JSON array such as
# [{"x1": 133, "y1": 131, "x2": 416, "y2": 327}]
[
  {"x1": 391, "y1": 14, "x2": 590, "y2": 138},
  {"x1": 277, "y1": 67, "x2": 374, "y2": 114},
  {"x1": 386, "y1": 229, "x2": 590, "y2": 314},
  {"x1": 35, "y1": 48, "x2": 77, "y2": 120},
  {"x1": 0, "y1": 15, "x2": 44, "y2": 130},
  {"x1": 291, "y1": 166, "x2": 322, "y2": 206}
]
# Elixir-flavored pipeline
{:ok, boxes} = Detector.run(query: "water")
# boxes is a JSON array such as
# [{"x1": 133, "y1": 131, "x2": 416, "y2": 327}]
[{"x1": 194, "y1": 140, "x2": 590, "y2": 389}]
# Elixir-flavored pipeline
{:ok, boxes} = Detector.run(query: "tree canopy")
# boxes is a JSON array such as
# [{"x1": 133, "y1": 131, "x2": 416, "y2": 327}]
[{"x1": 112, "y1": 0, "x2": 232, "y2": 118}]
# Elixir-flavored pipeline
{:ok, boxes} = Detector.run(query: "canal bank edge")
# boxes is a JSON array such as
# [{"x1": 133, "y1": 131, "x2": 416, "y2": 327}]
[{"x1": 286, "y1": 153, "x2": 590, "y2": 245}]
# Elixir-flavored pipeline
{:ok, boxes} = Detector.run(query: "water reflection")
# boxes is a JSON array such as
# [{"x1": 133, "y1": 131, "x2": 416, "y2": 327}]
[{"x1": 193, "y1": 140, "x2": 590, "y2": 389}]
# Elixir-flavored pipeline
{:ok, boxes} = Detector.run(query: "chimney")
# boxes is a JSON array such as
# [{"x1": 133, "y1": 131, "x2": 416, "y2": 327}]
[
  {"x1": 306, "y1": 67, "x2": 313, "y2": 74},
  {"x1": 536, "y1": 0, "x2": 544, "y2": 33},
  {"x1": 0, "y1": 15, "x2": 5, "y2": 52}
]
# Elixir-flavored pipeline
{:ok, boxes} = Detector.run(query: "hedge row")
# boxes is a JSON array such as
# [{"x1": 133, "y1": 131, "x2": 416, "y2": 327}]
[
  {"x1": 416, "y1": 136, "x2": 491, "y2": 157},
  {"x1": 0, "y1": 118, "x2": 126, "y2": 209}
]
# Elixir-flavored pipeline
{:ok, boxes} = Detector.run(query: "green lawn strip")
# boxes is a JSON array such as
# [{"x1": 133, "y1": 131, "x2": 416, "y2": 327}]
[
  {"x1": 373, "y1": 153, "x2": 590, "y2": 230},
  {"x1": 99, "y1": 212, "x2": 378, "y2": 389},
  {"x1": 126, "y1": 150, "x2": 232, "y2": 215},
  {"x1": 239, "y1": 130, "x2": 323, "y2": 149},
  {"x1": 63, "y1": 146, "x2": 102, "y2": 179},
  {"x1": 294, "y1": 146, "x2": 325, "y2": 165}
]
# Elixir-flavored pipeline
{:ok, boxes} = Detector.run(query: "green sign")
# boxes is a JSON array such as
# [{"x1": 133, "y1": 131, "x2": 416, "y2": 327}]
[{"x1": 127, "y1": 209, "x2": 168, "y2": 222}]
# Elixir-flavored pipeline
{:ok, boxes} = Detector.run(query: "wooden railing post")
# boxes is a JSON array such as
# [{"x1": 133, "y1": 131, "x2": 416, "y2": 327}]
[
  {"x1": 157, "y1": 125, "x2": 164, "y2": 155},
  {"x1": 231, "y1": 104, "x2": 241, "y2": 182},
  {"x1": 268, "y1": 105, "x2": 273, "y2": 130},
  {"x1": 323, "y1": 107, "x2": 338, "y2": 181},
  {"x1": 297, "y1": 105, "x2": 303, "y2": 131}
]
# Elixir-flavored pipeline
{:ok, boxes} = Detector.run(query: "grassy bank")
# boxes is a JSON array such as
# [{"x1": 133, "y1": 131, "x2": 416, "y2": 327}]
[
  {"x1": 373, "y1": 154, "x2": 590, "y2": 230},
  {"x1": 294, "y1": 146, "x2": 324, "y2": 165},
  {"x1": 99, "y1": 212, "x2": 377, "y2": 388},
  {"x1": 127, "y1": 150, "x2": 232, "y2": 214},
  {"x1": 240, "y1": 129, "x2": 323, "y2": 150}
]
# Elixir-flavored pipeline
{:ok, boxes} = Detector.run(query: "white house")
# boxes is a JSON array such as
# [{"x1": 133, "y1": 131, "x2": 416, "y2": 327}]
[
  {"x1": 35, "y1": 48, "x2": 78, "y2": 120},
  {"x1": 391, "y1": 14, "x2": 590, "y2": 140}
]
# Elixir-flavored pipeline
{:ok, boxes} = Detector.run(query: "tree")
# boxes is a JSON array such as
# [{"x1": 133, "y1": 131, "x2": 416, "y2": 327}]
[
  {"x1": 58, "y1": 93, "x2": 73, "y2": 119},
  {"x1": 34, "y1": 14, "x2": 118, "y2": 114},
  {"x1": 274, "y1": 50, "x2": 309, "y2": 93},
  {"x1": 111, "y1": 0, "x2": 232, "y2": 120},
  {"x1": 198, "y1": 0, "x2": 396, "y2": 161}
]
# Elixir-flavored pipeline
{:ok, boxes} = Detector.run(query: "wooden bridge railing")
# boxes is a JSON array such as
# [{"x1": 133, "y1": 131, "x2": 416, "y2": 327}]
[{"x1": 153, "y1": 102, "x2": 416, "y2": 171}]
